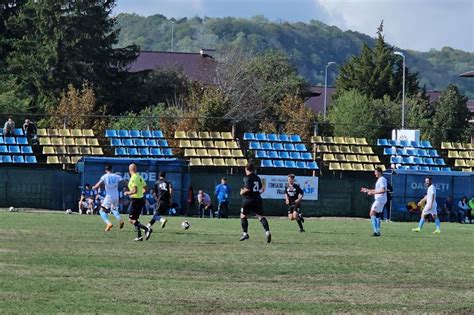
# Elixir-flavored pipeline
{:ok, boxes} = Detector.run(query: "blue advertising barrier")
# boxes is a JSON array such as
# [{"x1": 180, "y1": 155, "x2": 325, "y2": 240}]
[
  {"x1": 384, "y1": 170, "x2": 474, "y2": 221},
  {"x1": 78, "y1": 157, "x2": 190, "y2": 212}
]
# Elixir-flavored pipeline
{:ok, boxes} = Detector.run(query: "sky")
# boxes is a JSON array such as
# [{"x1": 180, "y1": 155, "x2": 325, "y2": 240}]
[{"x1": 114, "y1": 0, "x2": 474, "y2": 52}]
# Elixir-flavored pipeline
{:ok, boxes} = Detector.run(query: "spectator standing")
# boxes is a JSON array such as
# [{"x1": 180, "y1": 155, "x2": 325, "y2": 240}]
[
  {"x1": 215, "y1": 177, "x2": 231, "y2": 218},
  {"x1": 198, "y1": 190, "x2": 214, "y2": 218},
  {"x1": 22, "y1": 119, "x2": 37, "y2": 141},
  {"x1": 3, "y1": 117, "x2": 15, "y2": 137},
  {"x1": 457, "y1": 197, "x2": 470, "y2": 223}
]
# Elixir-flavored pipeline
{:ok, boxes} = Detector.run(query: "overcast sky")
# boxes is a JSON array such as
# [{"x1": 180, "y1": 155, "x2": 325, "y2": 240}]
[{"x1": 114, "y1": 0, "x2": 473, "y2": 52}]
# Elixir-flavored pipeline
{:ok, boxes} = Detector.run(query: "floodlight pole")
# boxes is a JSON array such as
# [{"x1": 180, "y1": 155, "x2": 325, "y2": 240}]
[
  {"x1": 171, "y1": 21, "x2": 175, "y2": 52},
  {"x1": 394, "y1": 51, "x2": 406, "y2": 129},
  {"x1": 324, "y1": 62, "x2": 336, "y2": 120}
]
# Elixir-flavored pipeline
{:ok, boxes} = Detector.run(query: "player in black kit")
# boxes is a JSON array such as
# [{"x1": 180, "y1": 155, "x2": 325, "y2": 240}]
[
  {"x1": 239, "y1": 163, "x2": 271, "y2": 243},
  {"x1": 285, "y1": 174, "x2": 305, "y2": 232},
  {"x1": 146, "y1": 172, "x2": 170, "y2": 233}
]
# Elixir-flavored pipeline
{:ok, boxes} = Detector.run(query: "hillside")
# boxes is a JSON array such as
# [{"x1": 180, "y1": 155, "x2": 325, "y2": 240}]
[{"x1": 115, "y1": 13, "x2": 474, "y2": 99}]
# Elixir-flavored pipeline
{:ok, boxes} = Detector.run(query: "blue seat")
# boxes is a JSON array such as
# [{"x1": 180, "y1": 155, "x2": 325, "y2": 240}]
[
  {"x1": 290, "y1": 152, "x2": 302, "y2": 160},
  {"x1": 417, "y1": 149, "x2": 428, "y2": 157},
  {"x1": 279, "y1": 134, "x2": 290, "y2": 142},
  {"x1": 406, "y1": 149, "x2": 417, "y2": 156},
  {"x1": 267, "y1": 134, "x2": 278, "y2": 141},
  {"x1": 410, "y1": 141, "x2": 421, "y2": 148},
  {"x1": 295, "y1": 144, "x2": 307, "y2": 152},
  {"x1": 273, "y1": 160, "x2": 285, "y2": 168},
  {"x1": 302, "y1": 152, "x2": 313, "y2": 160},
  {"x1": 430, "y1": 166, "x2": 440, "y2": 171},
  {"x1": 0, "y1": 145, "x2": 7, "y2": 153},
  {"x1": 105, "y1": 129, "x2": 117, "y2": 137},
  {"x1": 150, "y1": 148, "x2": 162, "y2": 156},
  {"x1": 115, "y1": 148, "x2": 127, "y2": 156},
  {"x1": 413, "y1": 157, "x2": 423, "y2": 164},
  {"x1": 285, "y1": 160, "x2": 296, "y2": 168},
  {"x1": 21, "y1": 146, "x2": 33, "y2": 154},
  {"x1": 383, "y1": 148, "x2": 396, "y2": 155},
  {"x1": 284, "y1": 143, "x2": 296, "y2": 151},
  {"x1": 429, "y1": 150, "x2": 439, "y2": 157},
  {"x1": 279, "y1": 151, "x2": 290, "y2": 159},
  {"x1": 399, "y1": 140, "x2": 409, "y2": 147},
  {"x1": 390, "y1": 156, "x2": 402, "y2": 164},
  {"x1": 290, "y1": 135, "x2": 301, "y2": 142},
  {"x1": 389, "y1": 140, "x2": 397, "y2": 146},
  {"x1": 273, "y1": 143, "x2": 284, "y2": 150},
  {"x1": 419, "y1": 166, "x2": 430, "y2": 171},
  {"x1": 399, "y1": 165, "x2": 409, "y2": 170},
  {"x1": 268, "y1": 151, "x2": 279, "y2": 159},
  {"x1": 8, "y1": 145, "x2": 20, "y2": 154},
  {"x1": 26, "y1": 155, "x2": 37, "y2": 163},
  {"x1": 13, "y1": 155, "x2": 25, "y2": 163},
  {"x1": 424, "y1": 158, "x2": 435, "y2": 165},
  {"x1": 122, "y1": 139, "x2": 134, "y2": 146},
  {"x1": 249, "y1": 142, "x2": 261, "y2": 150},
  {"x1": 110, "y1": 138, "x2": 122, "y2": 146},
  {"x1": 152, "y1": 130, "x2": 164, "y2": 138},
  {"x1": 162, "y1": 148, "x2": 173, "y2": 156},
  {"x1": 135, "y1": 139, "x2": 145, "y2": 146},
  {"x1": 255, "y1": 133, "x2": 267, "y2": 141},
  {"x1": 2, "y1": 155, "x2": 12, "y2": 163},
  {"x1": 128, "y1": 148, "x2": 139, "y2": 156},
  {"x1": 146, "y1": 139, "x2": 157, "y2": 147},
  {"x1": 396, "y1": 148, "x2": 407, "y2": 156},
  {"x1": 441, "y1": 167, "x2": 452, "y2": 172},
  {"x1": 139, "y1": 148, "x2": 150, "y2": 156},
  {"x1": 255, "y1": 150, "x2": 267, "y2": 159},
  {"x1": 13, "y1": 128, "x2": 24, "y2": 136},
  {"x1": 5, "y1": 137, "x2": 15, "y2": 145},
  {"x1": 243, "y1": 132, "x2": 255, "y2": 141},
  {"x1": 296, "y1": 161, "x2": 307, "y2": 168},
  {"x1": 0, "y1": 137, "x2": 3, "y2": 144},
  {"x1": 435, "y1": 158, "x2": 446, "y2": 166},
  {"x1": 129, "y1": 130, "x2": 140, "y2": 138},
  {"x1": 157, "y1": 140, "x2": 169, "y2": 147},
  {"x1": 402, "y1": 157, "x2": 411, "y2": 164},
  {"x1": 421, "y1": 140, "x2": 432, "y2": 148},
  {"x1": 16, "y1": 137, "x2": 28, "y2": 145},
  {"x1": 377, "y1": 139, "x2": 389, "y2": 146},
  {"x1": 261, "y1": 160, "x2": 274, "y2": 168},
  {"x1": 307, "y1": 161, "x2": 319, "y2": 169},
  {"x1": 118, "y1": 130, "x2": 130, "y2": 137},
  {"x1": 409, "y1": 166, "x2": 419, "y2": 171},
  {"x1": 141, "y1": 130, "x2": 152, "y2": 138},
  {"x1": 261, "y1": 142, "x2": 273, "y2": 150}
]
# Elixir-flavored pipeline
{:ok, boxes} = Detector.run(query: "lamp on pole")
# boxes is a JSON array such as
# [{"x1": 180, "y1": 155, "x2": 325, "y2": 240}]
[
  {"x1": 171, "y1": 21, "x2": 175, "y2": 52},
  {"x1": 394, "y1": 51, "x2": 406, "y2": 129},
  {"x1": 324, "y1": 62, "x2": 337, "y2": 120}
]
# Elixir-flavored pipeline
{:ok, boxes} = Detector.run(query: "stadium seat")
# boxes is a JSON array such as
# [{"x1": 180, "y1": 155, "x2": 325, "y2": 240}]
[
  {"x1": 71, "y1": 129, "x2": 83, "y2": 137},
  {"x1": 225, "y1": 158, "x2": 238, "y2": 167},
  {"x1": 462, "y1": 143, "x2": 472, "y2": 150},
  {"x1": 213, "y1": 158, "x2": 226, "y2": 166},
  {"x1": 413, "y1": 157, "x2": 423, "y2": 165},
  {"x1": 92, "y1": 147, "x2": 103, "y2": 155},
  {"x1": 329, "y1": 162, "x2": 341, "y2": 171},
  {"x1": 406, "y1": 149, "x2": 417, "y2": 156},
  {"x1": 58, "y1": 129, "x2": 70, "y2": 137},
  {"x1": 399, "y1": 140, "x2": 410, "y2": 147},
  {"x1": 261, "y1": 160, "x2": 274, "y2": 168},
  {"x1": 279, "y1": 151, "x2": 290, "y2": 159},
  {"x1": 268, "y1": 151, "x2": 279, "y2": 159},
  {"x1": 361, "y1": 147, "x2": 373, "y2": 154},
  {"x1": 47, "y1": 129, "x2": 58, "y2": 136},
  {"x1": 208, "y1": 131, "x2": 220, "y2": 139},
  {"x1": 273, "y1": 143, "x2": 284, "y2": 151},
  {"x1": 377, "y1": 139, "x2": 389, "y2": 146},
  {"x1": 255, "y1": 133, "x2": 267, "y2": 141},
  {"x1": 78, "y1": 147, "x2": 90, "y2": 155},
  {"x1": 187, "y1": 131, "x2": 198, "y2": 139},
  {"x1": 249, "y1": 142, "x2": 261, "y2": 150},
  {"x1": 295, "y1": 144, "x2": 307, "y2": 152},
  {"x1": 130, "y1": 130, "x2": 141, "y2": 138},
  {"x1": 174, "y1": 131, "x2": 187, "y2": 139},
  {"x1": 115, "y1": 148, "x2": 127, "y2": 156},
  {"x1": 267, "y1": 134, "x2": 278, "y2": 142},
  {"x1": 8, "y1": 146, "x2": 20, "y2": 154},
  {"x1": 179, "y1": 140, "x2": 191, "y2": 148},
  {"x1": 150, "y1": 148, "x2": 162, "y2": 156},
  {"x1": 358, "y1": 155, "x2": 369, "y2": 163},
  {"x1": 87, "y1": 138, "x2": 99, "y2": 146},
  {"x1": 213, "y1": 140, "x2": 224, "y2": 148},
  {"x1": 395, "y1": 148, "x2": 407, "y2": 156},
  {"x1": 384, "y1": 148, "x2": 396, "y2": 155},
  {"x1": 83, "y1": 129, "x2": 94, "y2": 137},
  {"x1": 227, "y1": 141, "x2": 239, "y2": 149},
  {"x1": 390, "y1": 156, "x2": 402, "y2": 164},
  {"x1": 419, "y1": 166, "x2": 429, "y2": 171},
  {"x1": 441, "y1": 142, "x2": 453, "y2": 150},
  {"x1": 201, "y1": 158, "x2": 214, "y2": 166},
  {"x1": 221, "y1": 132, "x2": 233, "y2": 140},
  {"x1": 356, "y1": 138, "x2": 368, "y2": 145},
  {"x1": 435, "y1": 158, "x2": 446, "y2": 166},
  {"x1": 219, "y1": 149, "x2": 231, "y2": 157},
  {"x1": 145, "y1": 139, "x2": 157, "y2": 147},
  {"x1": 290, "y1": 135, "x2": 301, "y2": 142},
  {"x1": 118, "y1": 130, "x2": 130, "y2": 137},
  {"x1": 311, "y1": 136, "x2": 323, "y2": 143},
  {"x1": 429, "y1": 150, "x2": 439, "y2": 157},
  {"x1": 56, "y1": 146, "x2": 67, "y2": 155},
  {"x1": 341, "y1": 163, "x2": 353, "y2": 171},
  {"x1": 201, "y1": 140, "x2": 213, "y2": 148},
  {"x1": 447, "y1": 151, "x2": 460, "y2": 158},
  {"x1": 324, "y1": 153, "x2": 336, "y2": 161},
  {"x1": 398, "y1": 166, "x2": 409, "y2": 170},
  {"x1": 135, "y1": 139, "x2": 145, "y2": 147},
  {"x1": 105, "y1": 129, "x2": 117, "y2": 137},
  {"x1": 307, "y1": 161, "x2": 319, "y2": 169},
  {"x1": 140, "y1": 130, "x2": 152, "y2": 138},
  {"x1": 236, "y1": 159, "x2": 248, "y2": 167},
  {"x1": 388, "y1": 140, "x2": 397, "y2": 146},
  {"x1": 68, "y1": 147, "x2": 79, "y2": 155},
  {"x1": 340, "y1": 146, "x2": 351, "y2": 154},
  {"x1": 302, "y1": 152, "x2": 313, "y2": 160},
  {"x1": 232, "y1": 150, "x2": 244, "y2": 158},
  {"x1": 346, "y1": 155, "x2": 357, "y2": 162},
  {"x1": 344, "y1": 137, "x2": 356, "y2": 145},
  {"x1": 255, "y1": 150, "x2": 267, "y2": 159},
  {"x1": 273, "y1": 160, "x2": 285, "y2": 168},
  {"x1": 0, "y1": 138, "x2": 3, "y2": 145},
  {"x1": 64, "y1": 138, "x2": 75, "y2": 146},
  {"x1": 285, "y1": 160, "x2": 296, "y2": 168},
  {"x1": 279, "y1": 134, "x2": 290, "y2": 142},
  {"x1": 408, "y1": 166, "x2": 419, "y2": 171},
  {"x1": 139, "y1": 148, "x2": 150, "y2": 156},
  {"x1": 51, "y1": 138, "x2": 64, "y2": 146},
  {"x1": 21, "y1": 146, "x2": 33, "y2": 154},
  {"x1": 410, "y1": 141, "x2": 421, "y2": 148},
  {"x1": 162, "y1": 148, "x2": 173, "y2": 156},
  {"x1": 284, "y1": 143, "x2": 296, "y2": 151},
  {"x1": 352, "y1": 164, "x2": 364, "y2": 171},
  {"x1": 334, "y1": 136, "x2": 345, "y2": 144},
  {"x1": 402, "y1": 157, "x2": 411, "y2": 164},
  {"x1": 261, "y1": 142, "x2": 273, "y2": 150},
  {"x1": 430, "y1": 167, "x2": 441, "y2": 171},
  {"x1": 243, "y1": 132, "x2": 255, "y2": 141},
  {"x1": 37, "y1": 129, "x2": 47, "y2": 136},
  {"x1": 26, "y1": 156, "x2": 37, "y2": 164},
  {"x1": 417, "y1": 149, "x2": 428, "y2": 157},
  {"x1": 421, "y1": 140, "x2": 432, "y2": 148},
  {"x1": 47, "y1": 156, "x2": 59, "y2": 164},
  {"x1": 334, "y1": 153, "x2": 345, "y2": 161},
  {"x1": 152, "y1": 130, "x2": 164, "y2": 138},
  {"x1": 122, "y1": 138, "x2": 134, "y2": 146},
  {"x1": 290, "y1": 152, "x2": 302, "y2": 160},
  {"x1": 16, "y1": 137, "x2": 28, "y2": 145},
  {"x1": 208, "y1": 149, "x2": 219, "y2": 157},
  {"x1": 459, "y1": 151, "x2": 470, "y2": 159},
  {"x1": 110, "y1": 138, "x2": 122, "y2": 146},
  {"x1": 296, "y1": 161, "x2": 307, "y2": 169},
  {"x1": 12, "y1": 155, "x2": 25, "y2": 163},
  {"x1": 75, "y1": 138, "x2": 86, "y2": 146},
  {"x1": 12, "y1": 128, "x2": 23, "y2": 136},
  {"x1": 127, "y1": 148, "x2": 138, "y2": 156},
  {"x1": 5, "y1": 137, "x2": 15, "y2": 145},
  {"x1": 191, "y1": 140, "x2": 203, "y2": 148},
  {"x1": 424, "y1": 158, "x2": 435, "y2": 165},
  {"x1": 441, "y1": 167, "x2": 452, "y2": 172},
  {"x1": 323, "y1": 136, "x2": 334, "y2": 143}
]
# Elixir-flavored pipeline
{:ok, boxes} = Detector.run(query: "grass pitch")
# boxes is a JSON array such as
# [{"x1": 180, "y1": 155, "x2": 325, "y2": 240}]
[{"x1": 0, "y1": 211, "x2": 473, "y2": 314}]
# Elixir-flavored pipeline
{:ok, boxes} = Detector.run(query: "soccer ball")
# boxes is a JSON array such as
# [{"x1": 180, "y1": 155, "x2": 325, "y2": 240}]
[
  {"x1": 86, "y1": 209, "x2": 92, "y2": 215},
  {"x1": 9, "y1": 206, "x2": 15, "y2": 212},
  {"x1": 65, "y1": 209, "x2": 72, "y2": 214},
  {"x1": 181, "y1": 221, "x2": 190, "y2": 230}
]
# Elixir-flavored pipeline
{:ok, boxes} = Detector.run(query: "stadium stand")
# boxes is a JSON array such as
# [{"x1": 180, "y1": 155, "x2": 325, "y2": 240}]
[
  {"x1": 175, "y1": 131, "x2": 247, "y2": 167},
  {"x1": 37, "y1": 128, "x2": 103, "y2": 164},
  {"x1": 106, "y1": 129, "x2": 174, "y2": 158},
  {"x1": 312, "y1": 136, "x2": 383, "y2": 171},
  {"x1": 442, "y1": 142, "x2": 474, "y2": 172},
  {"x1": 377, "y1": 138, "x2": 451, "y2": 172},
  {"x1": 244, "y1": 132, "x2": 318, "y2": 170},
  {"x1": 0, "y1": 128, "x2": 36, "y2": 164}
]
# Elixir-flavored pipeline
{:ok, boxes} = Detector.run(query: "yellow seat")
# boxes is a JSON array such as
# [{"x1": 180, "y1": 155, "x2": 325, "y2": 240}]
[
  {"x1": 184, "y1": 149, "x2": 197, "y2": 157},
  {"x1": 55, "y1": 146, "x2": 67, "y2": 155},
  {"x1": 40, "y1": 137, "x2": 52, "y2": 146},
  {"x1": 323, "y1": 136, "x2": 334, "y2": 143},
  {"x1": 196, "y1": 149, "x2": 209, "y2": 157},
  {"x1": 64, "y1": 138, "x2": 75, "y2": 146},
  {"x1": 202, "y1": 140, "x2": 214, "y2": 148},
  {"x1": 221, "y1": 132, "x2": 233, "y2": 140},
  {"x1": 37, "y1": 129, "x2": 47, "y2": 136},
  {"x1": 351, "y1": 146, "x2": 362, "y2": 154},
  {"x1": 214, "y1": 141, "x2": 226, "y2": 149},
  {"x1": 462, "y1": 143, "x2": 472, "y2": 150},
  {"x1": 58, "y1": 129, "x2": 71, "y2": 137},
  {"x1": 79, "y1": 147, "x2": 91, "y2": 155},
  {"x1": 329, "y1": 162, "x2": 341, "y2": 171},
  {"x1": 356, "y1": 138, "x2": 368, "y2": 145},
  {"x1": 48, "y1": 129, "x2": 59, "y2": 136},
  {"x1": 455, "y1": 159, "x2": 467, "y2": 167},
  {"x1": 462, "y1": 167, "x2": 472, "y2": 172},
  {"x1": 199, "y1": 131, "x2": 210, "y2": 139},
  {"x1": 358, "y1": 155, "x2": 369, "y2": 163},
  {"x1": 59, "y1": 156, "x2": 71, "y2": 164},
  {"x1": 352, "y1": 163, "x2": 364, "y2": 171},
  {"x1": 311, "y1": 136, "x2": 323, "y2": 143},
  {"x1": 317, "y1": 145, "x2": 329, "y2": 153},
  {"x1": 189, "y1": 158, "x2": 202, "y2": 166},
  {"x1": 220, "y1": 149, "x2": 232, "y2": 157},
  {"x1": 175, "y1": 131, "x2": 187, "y2": 139},
  {"x1": 67, "y1": 147, "x2": 79, "y2": 155},
  {"x1": 346, "y1": 155, "x2": 358, "y2": 162},
  {"x1": 452, "y1": 143, "x2": 463, "y2": 150},
  {"x1": 209, "y1": 131, "x2": 221, "y2": 139},
  {"x1": 459, "y1": 151, "x2": 469, "y2": 159},
  {"x1": 201, "y1": 158, "x2": 214, "y2": 166},
  {"x1": 363, "y1": 164, "x2": 374, "y2": 171},
  {"x1": 232, "y1": 150, "x2": 244, "y2": 158},
  {"x1": 369, "y1": 156, "x2": 381, "y2": 163},
  {"x1": 345, "y1": 137, "x2": 356, "y2": 145},
  {"x1": 448, "y1": 151, "x2": 460, "y2": 158},
  {"x1": 467, "y1": 159, "x2": 474, "y2": 167},
  {"x1": 179, "y1": 140, "x2": 192, "y2": 148},
  {"x1": 47, "y1": 156, "x2": 60, "y2": 164},
  {"x1": 208, "y1": 149, "x2": 220, "y2": 157},
  {"x1": 225, "y1": 158, "x2": 238, "y2": 167},
  {"x1": 91, "y1": 147, "x2": 103, "y2": 155},
  {"x1": 334, "y1": 136, "x2": 346, "y2": 144},
  {"x1": 341, "y1": 163, "x2": 353, "y2": 171},
  {"x1": 82, "y1": 129, "x2": 94, "y2": 137},
  {"x1": 191, "y1": 140, "x2": 203, "y2": 148},
  {"x1": 70, "y1": 156, "x2": 82, "y2": 164},
  {"x1": 362, "y1": 146, "x2": 374, "y2": 154},
  {"x1": 51, "y1": 138, "x2": 64, "y2": 146},
  {"x1": 334, "y1": 154, "x2": 345, "y2": 161},
  {"x1": 75, "y1": 138, "x2": 87, "y2": 146},
  {"x1": 323, "y1": 153, "x2": 336, "y2": 161},
  {"x1": 187, "y1": 131, "x2": 198, "y2": 139},
  {"x1": 340, "y1": 146, "x2": 351, "y2": 153},
  {"x1": 236, "y1": 159, "x2": 248, "y2": 167},
  {"x1": 329, "y1": 145, "x2": 341, "y2": 153},
  {"x1": 213, "y1": 158, "x2": 226, "y2": 166},
  {"x1": 87, "y1": 138, "x2": 99, "y2": 146},
  {"x1": 226, "y1": 141, "x2": 239, "y2": 149},
  {"x1": 43, "y1": 146, "x2": 56, "y2": 155},
  {"x1": 71, "y1": 129, "x2": 82, "y2": 137},
  {"x1": 470, "y1": 151, "x2": 474, "y2": 158},
  {"x1": 441, "y1": 142, "x2": 453, "y2": 150}
]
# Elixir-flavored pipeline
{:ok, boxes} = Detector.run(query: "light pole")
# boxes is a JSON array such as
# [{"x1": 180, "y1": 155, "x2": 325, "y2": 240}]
[
  {"x1": 171, "y1": 21, "x2": 175, "y2": 52},
  {"x1": 394, "y1": 51, "x2": 406, "y2": 129},
  {"x1": 324, "y1": 62, "x2": 336, "y2": 120}
]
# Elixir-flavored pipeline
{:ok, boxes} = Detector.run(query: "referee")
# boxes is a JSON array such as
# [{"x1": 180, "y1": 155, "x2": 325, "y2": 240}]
[{"x1": 124, "y1": 163, "x2": 151, "y2": 241}]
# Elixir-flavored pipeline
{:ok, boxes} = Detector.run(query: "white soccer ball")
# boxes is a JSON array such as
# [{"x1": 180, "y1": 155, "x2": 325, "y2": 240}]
[
  {"x1": 65, "y1": 209, "x2": 72, "y2": 214},
  {"x1": 9, "y1": 206, "x2": 15, "y2": 212},
  {"x1": 86, "y1": 209, "x2": 92, "y2": 215},
  {"x1": 181, "y1": 221, "x2": 191, "y2": 230}
]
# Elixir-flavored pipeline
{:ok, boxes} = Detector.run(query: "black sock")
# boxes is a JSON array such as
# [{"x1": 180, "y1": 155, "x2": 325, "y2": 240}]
[
  {"x1": 149, "y1": 218, "x2": 156, "y2": 226},
  {"x1": 260, "y1": 217, "x2": 270, "y2": 232},
  {"x1": 134, "y1": 223, "x2": 142, "y2": 238},
  {"x1": 297, "y1": 218, "x2": 304, "y2": 230},
  {"x1": 241, "y1": 218, "x2": 248, "y2": 233},
  {"x1": 299, "y1": 212, "x2": 304, "y2": 222}
]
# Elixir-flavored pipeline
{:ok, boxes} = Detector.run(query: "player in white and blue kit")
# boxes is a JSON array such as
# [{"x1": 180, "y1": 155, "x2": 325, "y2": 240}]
[
  {"x1": 361, "y1": 167, "x2": 387, "y2": 237},
  {"x1": 93, "y1": 164, "x2": 125, "y2": 231},
  {"x1": 412, "y1": 177, "x2": 440, "y2": 234}
]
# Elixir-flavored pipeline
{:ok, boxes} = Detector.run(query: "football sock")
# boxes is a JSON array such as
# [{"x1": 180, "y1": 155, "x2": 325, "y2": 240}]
[
  {"x1": 435, "y1": 218, "x2": 441, "y2": 230},
  {"x1": 296, "y1": 218, "x2": 304, "y2": 230},
  {"x1": 149, "y1": 214, "x2": 161, "y2": 226},
  {"x1": 376, "y1": 217, "x2": 381, "y2": 232},
  {"x1": 111, "y1": 209, "x2": 122, "y2": 221},
  {"x1": 241, "y1": 218, "x2": 248, "y2": 233},
  {"x1": 134, "y1": 222, "x2": 142, "y2": 238},
  {"x1": 370, "y1": 215, "x2": 377, "y2": 233},
  {"x1": 418, "y1": 218, "x2": 425, "y2": 229},
  {"x1": 99, "y1": 209, "x2": 111, "y2": 225},
  {"x1": 260, "y1": 217, "x2": 270, "y2": 232}
]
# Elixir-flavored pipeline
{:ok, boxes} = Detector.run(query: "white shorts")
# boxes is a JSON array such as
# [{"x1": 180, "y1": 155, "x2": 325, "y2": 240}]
[
  {"x1": 422, "y1": 207, "x2": 437, "y2": 217},
  {"x1": 102, "y1": 196, "x2": 119, "y2": 211},
  {"x1": 371, "y1": 200, "x2": 386, "y2": 213}
]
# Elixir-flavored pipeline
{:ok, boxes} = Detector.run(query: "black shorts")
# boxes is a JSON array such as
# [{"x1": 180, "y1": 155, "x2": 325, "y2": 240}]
[
  {"x1": 288, "y1": 204, "x2": 301, "y2": 214},
  {"x1": 241, "y1": 198, "x2": 264, "y2": 216},
  {"x1": 129, "y1": 197, "x2": 145, "y2": 221},
  {"x1": 156, "y1": 199, "x2": 169, "y2": 215}
]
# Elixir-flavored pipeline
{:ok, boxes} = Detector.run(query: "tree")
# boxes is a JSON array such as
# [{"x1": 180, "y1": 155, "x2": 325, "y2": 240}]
[
  {"x1": 405, "y1": 89, "x2": 435, "y2": 139},
  {"x1": 276, "y1": 94, "x2": 317, "y2": 143}
]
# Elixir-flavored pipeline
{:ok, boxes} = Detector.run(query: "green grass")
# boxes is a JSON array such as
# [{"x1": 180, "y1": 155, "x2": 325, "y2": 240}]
[{"x1": 0, "y1": 211, "x2": 473, "y2": 314}]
